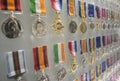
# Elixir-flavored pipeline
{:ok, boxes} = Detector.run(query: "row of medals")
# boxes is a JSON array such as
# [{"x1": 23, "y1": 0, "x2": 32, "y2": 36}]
[
  {"x1": 1, "y1": 11, "x2": 120, "y2": 39},
  {"x1": 1, "y1": 13, "x2": 119, "y2": 81}
]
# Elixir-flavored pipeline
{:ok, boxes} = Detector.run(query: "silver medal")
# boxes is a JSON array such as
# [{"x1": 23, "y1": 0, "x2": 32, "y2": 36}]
[
  {"x1": 69, "y1": 20, "x2": 77, "y2": 33},
  {"x1": 89, "y1": 21, "x2": 95, "y2": 30},
  {"x1": 32, "y1": 18, "x2": 47, "y2": 37},
  {"x1": 37, "y1": 71, "x2": 49, "y2": 81},
  {"x1": 1, "y1": 17, "x2": 23, "y2": 39},
  {"x1": 57, "y1": 67, "x2": 66, "y2": 81}
]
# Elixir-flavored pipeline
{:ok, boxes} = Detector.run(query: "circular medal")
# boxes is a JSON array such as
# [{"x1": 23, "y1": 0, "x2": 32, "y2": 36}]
[
  {"x1": 81, "y1": 57, "x2": 87, "y2": 68},
  {"x1": 102, "y1": 23, "x2": 106, "y2": 29},
  {"x1": 37, "y1": 71, "x2": 49, "y2": 81},
  {"x1": 1, "y1": 17, "x2": 23, "y2": 38},
  {"x1": 69, "y1": 20, "x2": 77, "y2": 33},
  {"x1": 57, "y1": 67, "x2": 66, "y2": 81},
  {"x1": 89, "y1": 21, "x2": 95, "y2": 30},
  {"x1": 32, "y1": 19, "x2": 47, "y2": 37},
  {"x1": 79, "y1": 22, "x2": 87, "y2": 33}
]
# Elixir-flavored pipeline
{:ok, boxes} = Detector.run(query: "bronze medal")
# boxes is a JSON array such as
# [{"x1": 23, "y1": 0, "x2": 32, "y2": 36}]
[
  {"x1": 107, "y1": 23, "x2": 111, "y2": 29},
  {"x1": 102, "y1": 23, "x2": 106, "y2": 30},
  {"x1": 79, "y1": 21, "x2": 87, "y2": 33},
  {"x1": 69, "y1": 20, "x2": 77, "y2": 33},
  {"x1": 1, "y1": 17, "x2": 23, "y2": 39},
  {"x1": 32, "y1": 18, "x2": 47, "y2": 37}
]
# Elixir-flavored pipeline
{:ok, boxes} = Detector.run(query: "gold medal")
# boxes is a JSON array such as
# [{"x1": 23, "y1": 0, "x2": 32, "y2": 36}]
[
  {"x1": 79, "y1": 21, "x2": 87, "y2": 33},
  {"x1": 73, "y1": 78, "x2": 79, "y2": 81},
  {"x1": 52, "y1": 12, "x2": 64, "y2": 34},
  {"x1": 69, "y1": 56, "x2": 78, "y2": 73},
  {"x1": 88, "y1": 54, "x2": 95, "y2": 65},
  {"x1": 96, "y1": 22, "x2": 100, "y2": 31}
]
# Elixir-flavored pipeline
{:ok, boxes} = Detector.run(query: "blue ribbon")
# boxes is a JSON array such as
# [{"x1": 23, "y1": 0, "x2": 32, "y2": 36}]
[
  {"x1": 101, "y1": 61, "x2": 106, "y2": 73},
  {"x1": 88, "y1": 4, "x2": 94, "y2": 17},
  {"x1": 96, "y1": 36, "x2": 101, "y2": 49}
]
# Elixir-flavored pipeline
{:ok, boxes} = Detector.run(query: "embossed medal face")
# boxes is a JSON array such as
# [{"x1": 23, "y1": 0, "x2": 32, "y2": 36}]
[
  {"x1": 37, "y1": 71, "x2": 49, "y2": 81},
  {"x1": 79, "y1": 22, "x2": 87, "y2": 33},
  {"x1": 89, "y1": 22, "x2": 95, "y2": 30},
  {"x1": 69, "y1": 57, "x2": 78, "y2": 73},
  {"x1": 107, "y1": 24, "x2": 111, "y2": 29},
  {"x1": 32, "y1": 19, "x2": 47, "y2": 37},
  {"x1": 102, "y1": 23, "x2": 106, "y2": 30},
  {"x1": 57, "y1": 67, "x2": 66, "y2": 81},
  {"x1": 69, "y1": 20, "x2": 77, "y2": 33},
  {"x1": 1, "y1": 17, "x2": 23, "y2": 39}
]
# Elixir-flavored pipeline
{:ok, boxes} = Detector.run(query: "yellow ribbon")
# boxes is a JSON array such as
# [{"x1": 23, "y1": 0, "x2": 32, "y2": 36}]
[
  {"x1": 40, "y1": 0, "x2": 46, "y2": 14},
  {"x1": 7, "y1": 0, "x2": 15, "y2": 10},
  {"x1": 69, "y1": 0, "x2": 75, "y2": 16},
  {"x1": 61, "y1": 42, "x2": 66, "y2": 62}
]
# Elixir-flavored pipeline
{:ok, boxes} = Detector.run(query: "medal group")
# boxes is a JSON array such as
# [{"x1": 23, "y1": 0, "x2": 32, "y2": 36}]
[{"x1": 0, "y1": 0, "x2": 120, "y2": 81}]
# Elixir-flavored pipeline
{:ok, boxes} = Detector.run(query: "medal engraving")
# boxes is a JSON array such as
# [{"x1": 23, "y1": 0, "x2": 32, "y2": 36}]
[
  {"x1": 69, "y1": 20, "x2": 77, "y2": 33},
  {"x1": 79, "y1": 22, "x2": 87, "y2": 33},
  {"x1": 52, "y1": 12, "x2": 64, "y2": 34},
  {"x1": 57, "y1": 67, "x2": 66, "y2": 81},
  {"x1": 69, "y1": 57, "x2": 78, "y2": 73},
  {"x1": 1, "y1": 17, "x2": 23, "y2": 38},
  {"x1": 32, "y1": 18, "x2": 47, "y2": 37},
  {"x1": 89, "y1": 21, "x2": 95, "y2": 30}
]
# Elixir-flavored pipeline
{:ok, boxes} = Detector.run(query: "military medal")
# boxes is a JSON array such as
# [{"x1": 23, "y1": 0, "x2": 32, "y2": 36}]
[
  {"x1": 51, "y1": 0, "x2": 64, "y2": 34},
  {"x1": 68, "y1": 40, "x2": 78, "y2": 73},
  {"x1": 73, "y1": 78, "x2": 79, "y2": 81},
  {"x1": 33, "y1": 45, "x2": 49, "y2": 81},
  {"x1": 80, "y1": 39, "x2": 88, "y2": 55},
  {"x1": 79, "y1": 22, "x2": 87, "y2": 33},
  {"x1": 53, "y1": 42, "x2": 67, "y2": 80},
  {"x1": 30, "y1": 0, "x2": 47, "y2": 37},
  {"x1": 67, "y1": 0, "x2": 77, "y2": 33},
  {"x1": 78, "y1": 0, "x2": 87, "y2": 34},
  {"x1": 69, "y1": 20, "x2": 77, "y2": 33},
  {"x1": 96, "y1": 22, "x2": 101, "y2": 31},
  {"x1": 0, "y1": 0, "x2": 23, "y2": 39},
  {"x1": 89, "y1": 21, "x2": 95, "y2": 30},
  {"x1": 102, "y1": 23, "x2": 106, "y2": 30}
]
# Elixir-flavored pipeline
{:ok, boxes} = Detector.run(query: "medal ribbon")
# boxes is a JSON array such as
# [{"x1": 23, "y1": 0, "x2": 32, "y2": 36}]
[
  {"x1": 67, "y1": 0, "x2": 75, "y2": 17},
  {"x1": 54, "y1": 42, "x2": 66, "y2": 65},
  {"x1": 89, "y1": 38, "x2": 95, "y2": 53},
  {"x1": 102, "y1": 8, "x2": 106, "y2": 20},
  {"x1": 51, "y1": 0, "x2": 62, "y2": 12},
  {"x1": 102, "y1": 36, "x2": 107, "y2": 47},
  {"x1": 96, "y1": 64, "x2": 101, "y2": 78},
  {"x1": 95, "y1": 6, "x2": 100, "y2": 19},
  {"x1": 90, "y1": 68, "x2": 95, "y2": 81},
  {"x1": 78, "y1": 0, "x2": 86, "y2": 19},
  {"x1": 80, "y1": 39, "x2": 87, "y2": 54},
  {"x1": 33, "y1": 46, "x2": 49, "y2": 71},
  {"x1": 96, "y1": 36, "x2": 101, "y2": 49},
  {"x1": 68, "y1": 40, "x2": 77, "y2": 57},
  {"x1": 30, "y1": 0, "x2": 46, "y2": 14},
  {"x1": 101, "y1": 61, "x2": 106, "y2": 73},
  {"x1": 6, "y1": 50, "x2": 27, "y2": 77},
  {"x1": 88, "y1": 4, "x2": 94, "y2": 17},
  {"x1": 0, "y1": 0, "x2": 21, "y2": 11}
]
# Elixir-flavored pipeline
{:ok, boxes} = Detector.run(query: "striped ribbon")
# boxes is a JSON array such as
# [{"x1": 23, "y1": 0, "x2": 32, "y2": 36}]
[
  {"x1": 107, "y1": 58, "x2": 110, "y2": 68},
  {"x1": 95, "y1": 6, "x2": 100, "y2": 19},
  {"x1": 80, "y1": 39, "x2": 87, "y2": 54},
  {"x1": 102, "y1": 8, "x2": 106, "y2": 20},
  {"x1": 101, "y1": 61, "x2": 106, "y2": 73},
  {"x1": 51, "y1": 0, "x2": 62, "y2": 12},
  {"x1": 0, "y1": 0, "x2": 21, "y2": 11},
  {"x1": 6, "y1": 50, "x2": 27, "y2": 77},
  {"x1": 30, "y1": 0, "x2": 46, "y2": 14},
  {"x1": 90, "y1": 68, "x2": 95, "y2": 81},
  {"x1": 89, "y1": 38, "x2": 95, "y2": 53},
  {"x1": 54, "y1": 42, "x2": 66, "y2": 65},
  {"x1": 96, "y1": 64, "x2": 101, "y2": 78},
  {"x1": 78, "y1": 0, "x2": 86, "y2": 18},
  {"x1": 33, "y1": 45, "x2": 49, "y2": 71},
  {"x1": 102, "y1": 36, "x2": 107, "y2": 47},
  {"x1": 96, "y1": 36, "x2": 101, "y2": 49},
  {"x1": 88, "y1": 4, "x2": 94, "y2": 17},
  {"x1": 67, "y1": 0, "x2": 75, "y2": 17},
  {"x1": 68, "y1": 40, "x2": 77, "y2": 57},
  {"x1": 81, "y1": 72, "x2": 89, "y2": 81}
]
